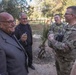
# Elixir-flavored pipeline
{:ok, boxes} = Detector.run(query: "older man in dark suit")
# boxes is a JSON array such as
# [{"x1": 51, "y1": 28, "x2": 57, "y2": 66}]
[
  {"x1": 15, "y1": 12, "x2": 35, "y2": 70},
  {"x1": 0, "y1": 12, "x2": 28, "y2": 75}
]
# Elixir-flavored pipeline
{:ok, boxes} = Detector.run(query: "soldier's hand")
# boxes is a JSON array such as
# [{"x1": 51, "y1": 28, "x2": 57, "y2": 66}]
[
  {"x1": 48, "y1": 34, "x2": 54, "y2": 40},
  {"x1": 20, "y1": 33, "x2": 27, "y2": 42}
]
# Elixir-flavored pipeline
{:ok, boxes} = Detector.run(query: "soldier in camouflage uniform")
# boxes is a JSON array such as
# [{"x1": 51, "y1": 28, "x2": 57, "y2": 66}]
[
  {"x1": 48, "y1": 6, "x2": 76, "y2": 75},
  {"x1": 48, "y1": 14, "x2": 67, "y2": 75},
  {"x1": 49, "y1": 14, "x2": 67, "y2": 42}
]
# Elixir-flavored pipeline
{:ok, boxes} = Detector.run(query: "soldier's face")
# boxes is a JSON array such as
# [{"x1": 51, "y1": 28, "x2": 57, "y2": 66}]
[
  {"x1": 64, "y1": 8, "x2": 73, "y2": 23},
  {"x1": 54, "y1": 15, "x2": 61, "y2": 23}
]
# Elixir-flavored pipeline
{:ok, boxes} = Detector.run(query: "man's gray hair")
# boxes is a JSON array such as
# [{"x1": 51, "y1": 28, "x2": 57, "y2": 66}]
[{"x1": 19, "y1": 12, "x2": 27, "y2": 19}]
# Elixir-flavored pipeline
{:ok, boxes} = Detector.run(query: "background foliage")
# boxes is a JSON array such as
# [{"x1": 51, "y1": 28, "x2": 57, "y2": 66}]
[{"x1": 0, "y1": 0, "x2": 76, "y2": 19}]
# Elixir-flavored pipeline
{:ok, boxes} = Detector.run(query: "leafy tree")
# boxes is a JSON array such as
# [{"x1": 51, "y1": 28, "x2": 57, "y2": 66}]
[
  {"x1": 41, "y1": 0, "x2": 67, "y2": 17},
  {"x1": 27, "y1": 6, "x2": 34, "y2": 19},
  {"x1": 0, "y1": 0, "x2": 30, "y2": 19},
  {"x1": 38, "y1": 25, "x2": 50, "y2": 58},
  {"x1": 5, "y1": 0, "x2": 20, "y2": 19}
]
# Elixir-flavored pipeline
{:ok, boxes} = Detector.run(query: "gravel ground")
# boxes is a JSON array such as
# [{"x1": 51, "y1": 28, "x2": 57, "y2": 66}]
[{"x1": 28, "y1": 37, "x2": 57, "y2": 75}]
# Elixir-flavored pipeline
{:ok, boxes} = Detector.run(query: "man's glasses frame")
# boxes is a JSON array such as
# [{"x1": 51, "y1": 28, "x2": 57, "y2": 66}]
[
  {"x1": 0, "y1": 20, "x2": 16, "y2": 24},
  {"x1": 21, "y1": 18, "x2": 27, "y2": 20},
  {"x1": 65, "y1": 13, "x2": 73, "y2": 15}
]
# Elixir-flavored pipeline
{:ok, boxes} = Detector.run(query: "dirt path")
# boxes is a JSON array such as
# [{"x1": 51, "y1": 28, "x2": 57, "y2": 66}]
[
  {"x1": 28, "y1": 38, "x2": 57, "y2": 75},
  {"x1": 28, "y1": 63, "x2": 57, "y2": 75}
]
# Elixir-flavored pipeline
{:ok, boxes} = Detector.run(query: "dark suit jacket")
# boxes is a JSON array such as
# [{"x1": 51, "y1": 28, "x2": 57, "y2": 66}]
[
  {"x1": 15, "y1": 23, "x2": 32, "y2": 46},
  {"x1": 0, "y1": 30, "x2": 27, "y2": 75}
]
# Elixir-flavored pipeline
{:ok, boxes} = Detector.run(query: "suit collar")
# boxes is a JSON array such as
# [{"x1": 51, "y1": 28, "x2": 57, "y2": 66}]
[{"x1": 0, "y1": 30, "x2": 23, "y2": 50}]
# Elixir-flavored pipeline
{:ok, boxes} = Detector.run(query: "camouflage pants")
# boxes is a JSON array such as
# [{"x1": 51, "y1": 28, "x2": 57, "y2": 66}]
[{"x1": 55, "y1": 57, "x2": 74, "y2": 75}]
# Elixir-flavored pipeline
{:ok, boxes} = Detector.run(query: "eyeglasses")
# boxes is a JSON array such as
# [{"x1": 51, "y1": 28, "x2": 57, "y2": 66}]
[
  {"x1": 21, "y1": 18, "x2": 27, "y2": 20},
  {"x1": 65, "y1": 13, "x2": 72, "y2": 15},
  {"x1": 0, "y1": 20, "x2": 15, "y2": 24}
]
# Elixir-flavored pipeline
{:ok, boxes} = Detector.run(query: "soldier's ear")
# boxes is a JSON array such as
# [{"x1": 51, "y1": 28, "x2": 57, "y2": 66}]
[{"x1": 72, "y1": 14, "x2": 76, "y2": 18}]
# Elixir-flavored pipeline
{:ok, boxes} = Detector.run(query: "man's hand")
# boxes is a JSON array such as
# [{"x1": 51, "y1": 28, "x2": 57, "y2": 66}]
[
  {"x1": 20, "y1": 33, "x2": 27, "y2": 42},
  {"x1": 48, "y1": 34, "x2": 54, "y2": 40}
]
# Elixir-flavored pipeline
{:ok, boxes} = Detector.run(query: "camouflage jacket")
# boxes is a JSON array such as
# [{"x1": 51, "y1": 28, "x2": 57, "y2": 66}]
[
  {"x1": 48, "y1": 22, "x2": 67, "y2": 39},
  {"x1": 49, "y1": 24, "x2": 76, "y2": 61}
]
